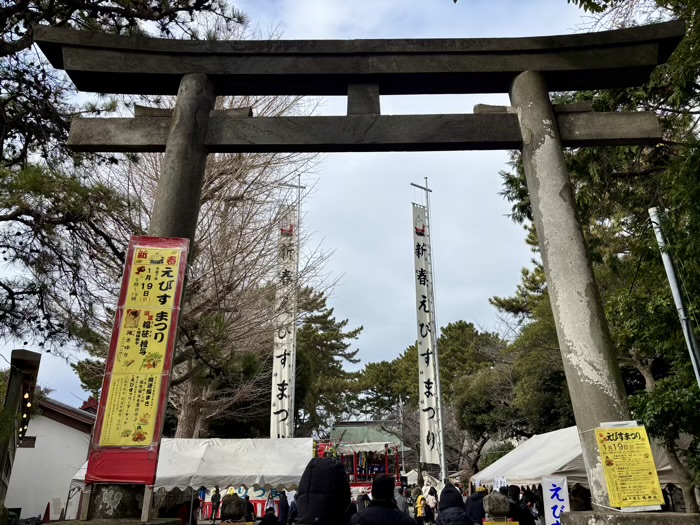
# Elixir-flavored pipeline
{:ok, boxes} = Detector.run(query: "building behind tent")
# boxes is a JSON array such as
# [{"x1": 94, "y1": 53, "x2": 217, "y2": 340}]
[{"x1": 4, "y1": 398, "x2": 95, "y2": 520}]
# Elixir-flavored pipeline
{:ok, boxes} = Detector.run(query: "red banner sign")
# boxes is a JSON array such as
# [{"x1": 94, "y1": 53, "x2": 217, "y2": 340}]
[{"x1": 86, "y1": 236, "x2": 189, "y2": 485}]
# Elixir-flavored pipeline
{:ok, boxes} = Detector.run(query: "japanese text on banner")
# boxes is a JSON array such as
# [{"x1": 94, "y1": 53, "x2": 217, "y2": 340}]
[
  {"x1": 270, "y1": 207, "x2": 298, "y2": 439},
  {"x1": 543, "y1": 475, "x2": 570, "y2": 525},
  {"x1": 99, "y1": 246, "x2": 182, "y2": 447},
  {"x1": 412, "y1": 203, "x2": 440, "y2": 466},
  {"x1": 595, "y1": 426, "x2": 663, "y2": 508}
]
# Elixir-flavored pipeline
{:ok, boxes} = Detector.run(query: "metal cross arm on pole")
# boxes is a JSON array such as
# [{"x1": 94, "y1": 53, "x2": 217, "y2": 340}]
[{"x1": 34, "y1": 21, "x2": 683, "y2": 96}]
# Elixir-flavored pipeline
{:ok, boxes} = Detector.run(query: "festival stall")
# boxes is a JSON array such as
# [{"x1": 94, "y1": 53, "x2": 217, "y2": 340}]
[
  {"x1": 71, "y1": 437, "x2": 313, "y2": 518},
  {"x1": 470, "y1": 426, "x2": 679, "y2": 488}
]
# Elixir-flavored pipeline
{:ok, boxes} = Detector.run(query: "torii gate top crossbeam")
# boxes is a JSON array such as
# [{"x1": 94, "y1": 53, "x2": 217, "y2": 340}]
[{"x1": 34, "y1": 21, "x2": 683, "y2": 96}]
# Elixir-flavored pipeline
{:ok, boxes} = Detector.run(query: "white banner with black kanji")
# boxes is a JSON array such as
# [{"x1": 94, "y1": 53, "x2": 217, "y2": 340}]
[
  {"x1": 412, "y1": 203, "x2": 441, "y2": 465},
  {"x1": 270, "y1": 206, "x2": 298, "y2": 438}
]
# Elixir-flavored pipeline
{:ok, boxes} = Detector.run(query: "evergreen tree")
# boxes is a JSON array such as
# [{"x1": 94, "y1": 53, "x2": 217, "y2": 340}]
[{"x1": 294, "y1": 291, "x2": 362, "y2": 437}]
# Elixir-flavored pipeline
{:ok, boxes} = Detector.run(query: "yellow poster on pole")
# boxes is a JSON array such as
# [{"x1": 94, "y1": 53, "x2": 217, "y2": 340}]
[
  {"x1": 595, "y1": 426, "x2": 664, "y2": 508},
  {"x1": 98, "y1": 245, "x2": 183, "y2": 447}
]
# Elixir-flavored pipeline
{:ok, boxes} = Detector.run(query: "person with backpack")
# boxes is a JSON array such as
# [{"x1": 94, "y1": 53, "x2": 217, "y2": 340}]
[{"x1": 483, "y1": 488, "x2": 510, "y2": 522}]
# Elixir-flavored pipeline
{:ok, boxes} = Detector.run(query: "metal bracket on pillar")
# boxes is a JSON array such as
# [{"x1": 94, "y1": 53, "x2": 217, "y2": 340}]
[{"x1": 347, "y1": 84, "x2": 380, "y2": 115}]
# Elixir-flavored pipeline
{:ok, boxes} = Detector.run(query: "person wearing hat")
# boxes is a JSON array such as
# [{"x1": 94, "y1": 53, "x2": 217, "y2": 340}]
[
  {"x1": 465, "y1": 486, "x2": 487, "y2": 525},
  {"x1": 349, "y1": 474, "x2": 414, "y2": 525},
  {"x1": 437, "y1": 483, "x2": 468, "y2": 525}
]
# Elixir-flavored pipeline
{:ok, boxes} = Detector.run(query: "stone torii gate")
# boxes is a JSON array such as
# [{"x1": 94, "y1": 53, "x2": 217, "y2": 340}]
[{"x1": 35, "y1": 21, "x2": 687, "y2": 523}]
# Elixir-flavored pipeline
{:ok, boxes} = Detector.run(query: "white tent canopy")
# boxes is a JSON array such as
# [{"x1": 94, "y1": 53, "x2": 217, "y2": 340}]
[
  {"x1": 471, "y1": 426, "x2": 679, "y2": 488},
  {"x1": 71, "y1": 437, "x2": 314, "y2": 491}
]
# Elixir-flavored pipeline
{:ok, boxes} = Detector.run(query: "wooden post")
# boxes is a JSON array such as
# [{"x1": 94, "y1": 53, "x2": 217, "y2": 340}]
[{"x1": 509, "y1": 70, "x2": 630, "y2": 509}]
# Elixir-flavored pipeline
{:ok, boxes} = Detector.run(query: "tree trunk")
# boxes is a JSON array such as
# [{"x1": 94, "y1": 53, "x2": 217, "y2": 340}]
[
  {"x1": 664, "y1": 445, "x2": 699, "y2": 513},
  {"x1": 463, "y1": 436, "x2": 489, "y2": 480},
  {"x1": 175, "y1": 380, "x2": 203, "y2": 438},
  {"x1": 194, "y1": 411, "x2": 210, "y2": 438}
]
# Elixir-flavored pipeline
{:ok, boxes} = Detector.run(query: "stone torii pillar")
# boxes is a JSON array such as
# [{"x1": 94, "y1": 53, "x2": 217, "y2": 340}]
[{"x1": 509, "y1": 71, "x2": 630, "y2": 509}]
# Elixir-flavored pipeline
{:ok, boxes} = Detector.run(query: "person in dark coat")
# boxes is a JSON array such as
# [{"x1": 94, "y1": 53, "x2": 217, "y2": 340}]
[
  {"x1": 507, "y1": 485, "x2": 534, "y2": 525},
  {"x1": 350, "y1": 474, "x2": 415, "y2": 525},
  {"x1": 436, "y1": 483, "x2": 468, "y2": 525},
  {"x1": 244, "y1": 496, "x2": 255, "y2": 522},
  {"x1": 296, "y1": 457, "x2": 354, "y2": 525},
  {"x1": 259, "y1": 507, "x2": 280, "y2": 525},
  {"x1": 465, "y1": 486, "x2": 486, "y2": 525},
  {"x1": 278, "y1": 490, "x2": 290, "y2": 525},
  {"x1": 288, "y1": 493, "x2": 299, "y2": 524}
]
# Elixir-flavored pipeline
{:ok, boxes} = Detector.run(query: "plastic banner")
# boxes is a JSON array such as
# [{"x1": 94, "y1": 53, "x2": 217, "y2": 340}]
[{"x1": 86, "y1": 236, "x2": 189, "y2": 484}]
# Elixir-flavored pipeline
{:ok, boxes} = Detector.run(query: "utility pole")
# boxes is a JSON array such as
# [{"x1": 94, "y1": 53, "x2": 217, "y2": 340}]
[{"x1": 648, "y1": 207, "x2": 700, "y2": 387}]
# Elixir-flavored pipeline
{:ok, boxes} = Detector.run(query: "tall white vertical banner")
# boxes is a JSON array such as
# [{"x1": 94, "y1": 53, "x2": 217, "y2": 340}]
[
  {"x1": 412, "y1": 203, "x2": 442, "y2": 466},
  {"x1": 270, "y1": 206, "x2": 298, "y2": 438},
  {"x1": 543, "y1": 476, "x2": 570, "y2": 525}
]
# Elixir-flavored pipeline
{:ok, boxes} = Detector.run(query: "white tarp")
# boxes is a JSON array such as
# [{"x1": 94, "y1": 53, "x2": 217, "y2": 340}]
[
  {"x1": 71, "y1": 437, "x2": 314, "y2": 491},
  {"x1": 405, "y1": 469, "x2": 440, "y2": 488},
  {"x1": 471, "y1": 426, "x2": 679, "y2": 488}
]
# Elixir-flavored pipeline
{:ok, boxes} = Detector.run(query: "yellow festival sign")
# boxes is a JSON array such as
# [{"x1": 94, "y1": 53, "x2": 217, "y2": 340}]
[
  {"x1": 99, "y1": 245, "x2": 183, "y2": 447},
  {"x1": 595, "y1": 426, "x2": 664, "y2": 508}
]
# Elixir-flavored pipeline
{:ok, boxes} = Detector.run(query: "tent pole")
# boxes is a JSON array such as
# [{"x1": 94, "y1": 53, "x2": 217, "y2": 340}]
[{"x1": 188, "y1": 489, "x2": 195, "y2": 525}]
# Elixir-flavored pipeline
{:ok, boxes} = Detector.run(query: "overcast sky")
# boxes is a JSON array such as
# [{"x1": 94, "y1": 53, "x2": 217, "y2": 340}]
[{"x1": 2, "y1": 0, "x2": 588, "y2": 406}]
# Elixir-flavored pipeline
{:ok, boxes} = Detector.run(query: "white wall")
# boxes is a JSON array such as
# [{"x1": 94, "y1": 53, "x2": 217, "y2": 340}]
[{"x1": 4, "y1": 415, "x2": 90, "y2": 520}]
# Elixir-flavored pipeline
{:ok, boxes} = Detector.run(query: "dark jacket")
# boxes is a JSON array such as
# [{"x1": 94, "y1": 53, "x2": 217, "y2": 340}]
[
  {"x1": 296, "y1": 458, "x2": 352, "y2": 525},
  {"x1": 350, "y1": 499, "x2": 415, "y2": 525},
  {"x1": 436, "y1": 506, "x2": 469, "y2": 525},
  {"x1": 279, "y1": 495, "x2": 290, "y2": 523},
  {"x1": 288, "y1": 500, "x2": 298, "y2": 524},
  {"x1": 465, "y1": 493, "x2": 485, "y2": 525},
  {"x1": 507, "y1": 499, "x2": 535, "y2": 525},
  {"x1": 356, "y1": 495, "x2": 371, "y2": 512},
  {"x1": 259, "y1": 513, "x2": 280, "y2": 525}
]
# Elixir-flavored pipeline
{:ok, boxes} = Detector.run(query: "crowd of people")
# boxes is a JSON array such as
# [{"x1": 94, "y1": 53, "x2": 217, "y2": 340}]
[
  {"x1": 177, "y1": 457, "x2": 685, "y2": 524},
  {"x1": 267, "y1": 457, "x2": 550, "y2": 525}
]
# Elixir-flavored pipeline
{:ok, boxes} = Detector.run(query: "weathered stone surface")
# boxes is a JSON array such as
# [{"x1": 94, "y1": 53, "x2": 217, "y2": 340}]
[
  {"x1": 347, "y1": 84, "x2": 380, "y2": 114},
  {"x1": 562, "y1": 511, "x2": 700, "y2": 525},
  {"x1": 147, "y1": 73, "x2": 214, "y2": 242},
  {"x1": 67, "y1": 111, "x2": 662, "y2": 153},
  {"x1": 33, "y1": 21, "x2": 684, "y2": 96},
  {"x1": 510, "y1": 70, "x2": 631, "y2": 508},
  {"x1": 89, "y1": 484, "x2": 145, "y2": 519}
]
